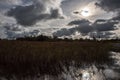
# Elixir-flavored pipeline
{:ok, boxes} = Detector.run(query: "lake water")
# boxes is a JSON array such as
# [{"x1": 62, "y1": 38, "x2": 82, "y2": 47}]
[{"x1": 0, "y1": 51, "x2": 120, "y2": 80}]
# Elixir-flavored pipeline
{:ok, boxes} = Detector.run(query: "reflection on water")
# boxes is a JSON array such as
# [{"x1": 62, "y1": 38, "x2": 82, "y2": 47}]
[
  {"x1": 61, "y1": 64, "x2": 120, "y2": 80},
  {"x1": 0, "y1": 52, "x2": 120, "y2": 80},
  {"x1": 110, "y1": 52, "x2": 120, "y2": 66},
  {"x1": 61, "y1": 52, "x2": 120, "y2": 80},
  {"x1": 61, "y1": 65, "x2": 106, "y2": 80}
]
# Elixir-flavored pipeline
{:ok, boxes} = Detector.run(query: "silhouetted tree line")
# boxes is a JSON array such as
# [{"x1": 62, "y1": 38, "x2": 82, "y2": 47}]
[
  {"x1": 16, "y1": 35, "x2": 120, "y2": 42},
  {"x1": 0, "y1": 35, "x2": 120, "y2": 42},
  {"x1": 16, "y1": 35, "x2": 94, "y2": 42},
  {"x1": 17, "y1": 35, "x2": 53, "y2": 41},
  {"x1": 16, "y1": 35, "x2": 63, "y2": 41}
]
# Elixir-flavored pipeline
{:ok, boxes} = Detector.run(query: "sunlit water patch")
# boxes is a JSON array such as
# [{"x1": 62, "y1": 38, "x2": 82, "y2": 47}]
[
  {"x1": 0, "y1": 52, "x2": 120, "y2": 80},
  {"x1": 110, "y1": 52, "x2": 120, "y2": 66},
  {"x1": 56, "y1": 51, "x2": 120, "y2": 80}
]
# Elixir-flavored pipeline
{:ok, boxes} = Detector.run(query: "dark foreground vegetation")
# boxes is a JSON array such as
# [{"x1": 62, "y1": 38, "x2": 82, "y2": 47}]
[{"x1": 0, "y1": 35, "x2": 120, "y2": 78}]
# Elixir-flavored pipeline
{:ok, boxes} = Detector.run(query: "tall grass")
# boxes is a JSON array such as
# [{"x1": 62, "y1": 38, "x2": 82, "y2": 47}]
[{"x1": 0, "y1": 40, "x2": 112, "y2": 77}]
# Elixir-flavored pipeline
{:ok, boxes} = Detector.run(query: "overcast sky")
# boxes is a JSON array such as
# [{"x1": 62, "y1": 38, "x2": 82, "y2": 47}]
[{"x1": 0, "y1": 0, "x2": 120, "y2": 39}]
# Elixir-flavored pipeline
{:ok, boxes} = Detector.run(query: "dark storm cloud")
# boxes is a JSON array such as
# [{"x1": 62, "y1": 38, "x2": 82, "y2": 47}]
[
  {"x1": 95, "y1": 0, "x2": 120, "y2": 22},
  {"x1": 53, "y1": 28, "x2": 74, "y2": 37},
  {"x1": 111, "y1": 14, "x2": 120, "y2": 21},
  {"x1": 7, "y1": 5, "x2": 43, "y2": 26},
  {"x1": 69, "y1": 19, "x2": 118, "y2": 33},
  {"x1": 49, "y1": 9, "x2": 64, "y2": 19},
  {"x1": 94, "y1": 19, "x2": 107, "y2": 23},
  {"x1": 53, "y1": 19, "x2": 119, "y2": 37},
  {"x1": 68, "y1": 19, "x2": 90, "y2": 26},
  {"x1": 7, "y1": 5, "x2": 63, "y2": 26},
  {"x1": 53, "y1": 25, "x2": 93, "y2": 37},
  {"x1": 67, "y1": 19, "x2": 92, "y2": 35},
  {"x1": 93, "y1": 20, "x2": 118, "y2": 32},
  {"x1": 6, "y1": 0, "x2": 64, "y2": 26},
  {"x1": 95, "y1": 0, "x2": 120, "y2": 24},
  {"x1": 95, "y1": 0, "x2": 120, "y2": 11},
  {"x1": 53, "y1": 19, "x2": 93, "y2": 37},
  {"x1": 68, "y1": 19, "x2": 119, "y2": 32}
]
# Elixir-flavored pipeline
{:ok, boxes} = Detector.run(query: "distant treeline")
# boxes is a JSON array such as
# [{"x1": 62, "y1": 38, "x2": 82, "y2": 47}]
[{"x1": 0, "y1": 35, "x2": 120, "y2": 42}]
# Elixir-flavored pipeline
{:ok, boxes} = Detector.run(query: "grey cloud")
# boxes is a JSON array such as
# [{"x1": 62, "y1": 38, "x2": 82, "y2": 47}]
[
  {"x1": 7, "y1": 5, "x2": 46, "y2": 26},
  {"x1": 111, "y1": 14, "x2": 120, "y2": 21},
  {"x1": 53, "y1": 28, "x2": 74, "y2": 37},
  {"x1": 53, "y1": 19, "x2": 119, "y2": 37},
  {"x1": 0, "y1": 24, "x2": 21, "y2": 39},
  {"x1": 95, "y1": 0, "x2": 120, "y2": 24},
  {"x1": 69, "y1": 19, "x2": 118, "y2": 32},
  {"x1": 89, "y1": 32, "x2": 115, "y2": 38},
  {"x1": 53, "y1": 26, "x2": 92, "y2": 37},
  {"x1": 53, "y1": 19, "x2": 93, "y2": 37},
  {"x1": 0, "y1": 24, "x2": 41, "y2": 39},
  {"x1": 49, "y1": 9, "x2": 64, "y2": 19},
  {"x1": 94, "y1": 19, "x2": 107, "y2": 23},
  {"x1": 4, "y1": 24, "x2": 22, "y2": 31},
  {"x1": 68, "y1": 19, "x2": 90, "y2": 26},
  {"x1": 93, "y1": 20, "x2": 118, "y2": 32},
  {"x1": 0, "y1": 26, "x2": 8, "y2": 39},
  {"x1": 68, "y1": 19, "x2": 93, "y2": 35},
  {"x1": 0, "y1": 0, "x2": 23, "y2": 11},
  {"x1": 6, "y1": 0, "x2": 64, "y2": 26},
  {"x1": 95, "y1": 0, "x2": 120, "y2": 12}
]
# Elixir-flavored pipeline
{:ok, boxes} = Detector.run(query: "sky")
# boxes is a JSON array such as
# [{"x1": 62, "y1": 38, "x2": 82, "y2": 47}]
[{"x1": 0, "y1": 0, "x2": 120, "y2": 39}]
